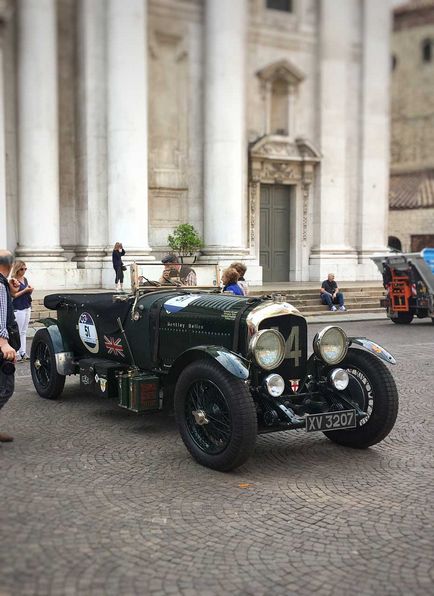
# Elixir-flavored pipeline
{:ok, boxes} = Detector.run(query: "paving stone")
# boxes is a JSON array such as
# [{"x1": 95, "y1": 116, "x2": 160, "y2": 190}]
[{"x1": 0, "y1": 320, "x2": 433, "y2": 595}]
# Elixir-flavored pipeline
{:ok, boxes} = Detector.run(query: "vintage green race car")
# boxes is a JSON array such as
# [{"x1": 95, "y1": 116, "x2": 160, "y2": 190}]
[{"x1": 30, "y1": 284, "x2": 399, "y2": 471}]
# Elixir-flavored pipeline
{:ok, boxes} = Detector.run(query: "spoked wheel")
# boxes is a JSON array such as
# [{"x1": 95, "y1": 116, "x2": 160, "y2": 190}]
[
  {"x1": 324, "y1": 348, "x2": 398, "y2": 448},
  {"x1": 390, "y1": 311, "x2": 413, "y2": 324},
  {"x1": 30, "y1": 329, "x2": 65, "y2": 399},
  {"x1": 174, "y1": 360, "x2": 257, "y2": 471}
]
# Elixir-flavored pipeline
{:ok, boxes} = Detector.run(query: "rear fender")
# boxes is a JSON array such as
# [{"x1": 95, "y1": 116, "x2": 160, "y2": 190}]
[
  {"x1": 35, "y1": 320, "x2": 76, "y2": 375},
  {"x1": 167, "y1": 345, "x2": 250, "y2": 386}
]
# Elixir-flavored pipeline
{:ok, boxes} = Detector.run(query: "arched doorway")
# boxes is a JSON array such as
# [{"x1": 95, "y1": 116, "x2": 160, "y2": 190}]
[{"x1": 249, "y1": 136, "x2": 320, "y2": 282}]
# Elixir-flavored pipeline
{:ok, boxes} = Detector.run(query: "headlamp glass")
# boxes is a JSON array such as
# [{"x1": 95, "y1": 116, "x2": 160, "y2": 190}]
[
  {"x1": 264, "y1": 374, "x2": 285, "y2": 397},
  {"x1": 313, "y1": 326, "x2": 348, "y2": 365},
  {"x1": 250, "y1": 329, "x2": 285, "y2": 371}
]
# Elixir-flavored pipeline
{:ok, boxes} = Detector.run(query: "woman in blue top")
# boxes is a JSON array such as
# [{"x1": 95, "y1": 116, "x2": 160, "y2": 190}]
[
  {"x1": 222, "y1": 267, "x2": 244, "y2": 296},
  {"x1": 112, "y1": 242, "x2": 126, "y2": 290},
  {"x1": 9, "y1": 260, "x2": 33, "y2": 361}
]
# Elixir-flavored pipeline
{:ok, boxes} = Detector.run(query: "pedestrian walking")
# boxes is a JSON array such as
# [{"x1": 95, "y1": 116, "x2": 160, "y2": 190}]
[
  {"x1": 0, "y1": 249, "x2": 20, "y2": 442},
  {"x1": 9, "y1": 260, "x2": 33, "y2": 360},
  {"x1": 112, "y1": 242, "x2": 126, "y2": 291}
]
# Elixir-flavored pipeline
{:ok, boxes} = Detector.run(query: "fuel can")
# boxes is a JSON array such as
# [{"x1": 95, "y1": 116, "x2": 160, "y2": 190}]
[
  {"x1": 117, "y1": 370, "x2": 132, "y2": 408},
  {"x1": 128, "y1": 374, "x2": 160, "y2": 412}
]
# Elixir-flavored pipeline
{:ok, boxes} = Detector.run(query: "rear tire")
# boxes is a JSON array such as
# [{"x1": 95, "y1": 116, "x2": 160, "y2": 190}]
[
  {"x1": 174, "y1": 359, "x2": 257, "y2": 471},
  {"x1": 30, "y1": 329, "x2": 66, "y2": 400},
  {"x1": 324, "y1": 349, "x2": 398, "y2": 448},
  {"x1": 390, "y1": 311, "x2": 413, "y2": 324}
]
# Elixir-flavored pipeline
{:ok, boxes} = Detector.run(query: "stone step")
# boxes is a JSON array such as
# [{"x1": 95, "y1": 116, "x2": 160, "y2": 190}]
[
  {"x1": 252, "y1": 293, "x2": 384, "y2": 301},
  {"x1": 251, "y1": 286, "x2": 383, "y2": 295},
  {"x1": 276, "y1": 296, "x2": 382, "y2": 304},
  {"x1": 299, "y1": 303, "x2": 381, "y2": 314},
  {"x1": 304, "y1": 307, "x2": 385, "y2": 317}
]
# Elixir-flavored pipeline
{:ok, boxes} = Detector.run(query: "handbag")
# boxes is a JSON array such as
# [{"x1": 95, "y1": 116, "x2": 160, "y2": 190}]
[
  {"x1": 121, "y1": 263, "x2": 127, "y2": 271},
  {"x1": 7, "y1": 320, "x2": 21, "y2": 351}
]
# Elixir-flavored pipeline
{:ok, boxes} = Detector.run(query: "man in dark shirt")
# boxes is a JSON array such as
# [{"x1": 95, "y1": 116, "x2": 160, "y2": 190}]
[{"x1": 320, "y1": 273, "x2": 346, "y2": 311}]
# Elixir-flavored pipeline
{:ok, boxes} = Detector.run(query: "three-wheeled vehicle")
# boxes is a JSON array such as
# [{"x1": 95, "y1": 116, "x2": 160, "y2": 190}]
[
  {"x1": 372, "y1": 248, "x2": 434, "y2": 324},
  {"x1": 30, "y1": 262, "x2": 399, "y2": 471}
]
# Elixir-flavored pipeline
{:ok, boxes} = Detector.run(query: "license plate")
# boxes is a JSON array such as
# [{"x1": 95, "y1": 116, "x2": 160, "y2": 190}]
[{"x1": 305, "y1": 409, "x2": 357, "y2": 433}]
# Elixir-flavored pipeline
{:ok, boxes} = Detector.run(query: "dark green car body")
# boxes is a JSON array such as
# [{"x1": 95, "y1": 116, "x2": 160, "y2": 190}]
[{"x1": 30, "y1": 288, "x2": 398, "y2": 471}]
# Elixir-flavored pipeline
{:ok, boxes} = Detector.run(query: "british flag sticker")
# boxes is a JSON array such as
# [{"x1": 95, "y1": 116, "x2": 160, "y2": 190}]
[
  {"x1": 104, "y1": 335, "x2": 125, "y2": 358},
  {"x1": 290, "y1": 379, "x2": 300, "y2": 393}
]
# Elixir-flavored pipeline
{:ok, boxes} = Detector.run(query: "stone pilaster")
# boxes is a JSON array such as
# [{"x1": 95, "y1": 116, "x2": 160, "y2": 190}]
[
  {"x1": 74, "y1": 0, "x2": 107, "y2": 276},
  {"x1": 106, "y1": 0, "x2": 152, "y2": 258},
  {"x1": 202, "y1": 0, "x2": 248, "y2": 260},
  {"x1": 309, "y1": 0, "x2": 357, "y2": 280},
  {"x1": 357, "y1": 0, "x2": 391, "y2": 278},
  {"x1": 0, "y1": 6, "x2": 9, "y2": 247},
  {"x1": 17, "y1": 0, "x2": 64, "y2": 259}
]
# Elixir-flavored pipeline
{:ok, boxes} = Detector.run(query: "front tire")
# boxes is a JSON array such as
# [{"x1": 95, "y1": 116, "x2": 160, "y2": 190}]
[
  {"x1": 174, "y1": 360, "x2": 257, "y2": 471},
  {"x1": 30, "y1": 329, "x2": 66, "y2": 400},
  {"x1": 324, "y1": 349, "x2": 398, "y2": 448}
]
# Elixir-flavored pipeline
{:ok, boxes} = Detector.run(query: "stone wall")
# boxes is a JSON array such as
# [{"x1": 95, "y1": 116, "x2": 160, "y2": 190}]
[
  {"x1": 391, "y1": 19, "x2": 434, "y2": 172},
  {"x1": 389, "y1": 207, "x2": 434, "y2": 251}
]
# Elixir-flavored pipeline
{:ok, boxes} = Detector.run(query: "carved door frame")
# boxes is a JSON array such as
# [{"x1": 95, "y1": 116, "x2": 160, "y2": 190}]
[{"x1": 249, "y1": 135, "x2": 321, "y2": 281}]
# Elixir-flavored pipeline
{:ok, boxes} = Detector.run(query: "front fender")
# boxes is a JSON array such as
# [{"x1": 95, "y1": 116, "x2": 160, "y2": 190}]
[
  {"x1": 349, "y1": 337, "x2": 396, "y2": 365},
  {"x1": 169, "y1": 345, "x2": 250, "y2": 383},
  {"x1": 34, "y1": 321, "x2": 75, "y2": 375}
]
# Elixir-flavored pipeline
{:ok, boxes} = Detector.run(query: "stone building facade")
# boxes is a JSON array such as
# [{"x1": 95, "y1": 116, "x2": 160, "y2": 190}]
[
  {"x1": 389, "y1": 0, "x2": 434, "y2": 252},
  {"x1": 0, "y1": 0, "x2": 391, "y2": 289}
]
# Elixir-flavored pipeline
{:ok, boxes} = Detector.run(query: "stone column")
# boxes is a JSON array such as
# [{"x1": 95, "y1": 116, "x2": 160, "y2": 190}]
[
  {"x1": 17, "y1": 0, "x2": 64, "y2": 259},
  {"x1": 0, "y1": 10, "x2": 8, "y2": 247},
  {"x1": 202, "y1": 0, "x2": 248, "y2": 259},
  {"x1": 358, "y1": 0, "x2": 390, "y2": 277},
  {"x1": 74, "y1": 0, "x2": 107, "y2": 277},
  {"x1": 107, "y1": 0, "x2": 151, "y2": 257},
  {"x1": 309, "y1": 0, "x2": 357, "y2": 280}
]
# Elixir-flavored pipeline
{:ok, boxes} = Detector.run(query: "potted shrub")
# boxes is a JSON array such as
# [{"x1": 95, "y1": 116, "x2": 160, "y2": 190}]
[{"x1": 167, "y1": 224, "x2": 203, "y2": 263}]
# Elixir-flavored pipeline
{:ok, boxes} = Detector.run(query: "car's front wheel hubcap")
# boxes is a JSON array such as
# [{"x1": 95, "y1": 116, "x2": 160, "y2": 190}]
[{"x1": 192, "y1": 409, "x2": 209, "y2": 425}]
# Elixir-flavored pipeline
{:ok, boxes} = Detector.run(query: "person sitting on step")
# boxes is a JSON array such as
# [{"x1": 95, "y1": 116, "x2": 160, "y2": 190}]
[{"x1": 320, "y1": 273, "x2": 346, "y2": 311}]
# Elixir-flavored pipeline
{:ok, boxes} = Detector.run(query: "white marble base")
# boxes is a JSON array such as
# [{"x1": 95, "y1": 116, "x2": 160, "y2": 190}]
[
  {"x1": 309, "y1": 249, "x2": 359, "y2": 281},
  {"x1": 356, "y1": 252, "x2": 386, "y2": 282},
  {"x1": 20, "y1": 258, "x2": 80, "y2": 290}
]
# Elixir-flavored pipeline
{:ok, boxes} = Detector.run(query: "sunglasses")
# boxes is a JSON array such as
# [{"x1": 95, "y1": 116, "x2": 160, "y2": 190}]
[{"x1": 18, "y1": 267, "x2": 27, "y2": 271}]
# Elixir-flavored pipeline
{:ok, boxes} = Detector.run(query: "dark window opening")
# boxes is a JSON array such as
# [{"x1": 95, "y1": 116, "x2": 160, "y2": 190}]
[
  {"x1": 391, "y1": 54, "x2": 397, "y2": 71},
  {"x1": 422, "y1": 39, "x2": 432, "y2": 63},
  {"x1": 266, "y1": 0, "x2": 293, "y2": 13},
  {"x1": 388, "y1": 236, "x2": 402, "y2": 252}
]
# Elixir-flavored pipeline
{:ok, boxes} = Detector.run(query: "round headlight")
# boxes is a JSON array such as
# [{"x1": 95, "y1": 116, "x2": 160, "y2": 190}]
[
  {"x1": 313, "y1": 326, "x2": 348, "y2": 365},
  {"x1": 250, "y1": 329, "x2": 285, "y2": 370},
  {"x1": 264, "y1": 374, "x2": 285, "y2": 397},
  {"x1": 329, "y1": 368, "x2": 349, "y2": 391}
]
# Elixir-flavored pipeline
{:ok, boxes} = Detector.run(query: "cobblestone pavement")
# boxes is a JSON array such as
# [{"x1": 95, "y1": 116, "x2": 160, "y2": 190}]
[{"x1": 0, "y1": 320, "x2": 433, "y2": 596}]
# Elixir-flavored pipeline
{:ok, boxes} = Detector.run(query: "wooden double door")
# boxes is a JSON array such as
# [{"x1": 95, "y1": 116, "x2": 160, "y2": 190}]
[{"x1": 260, "y1": 184, "x2": 292, "y2": 282}]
